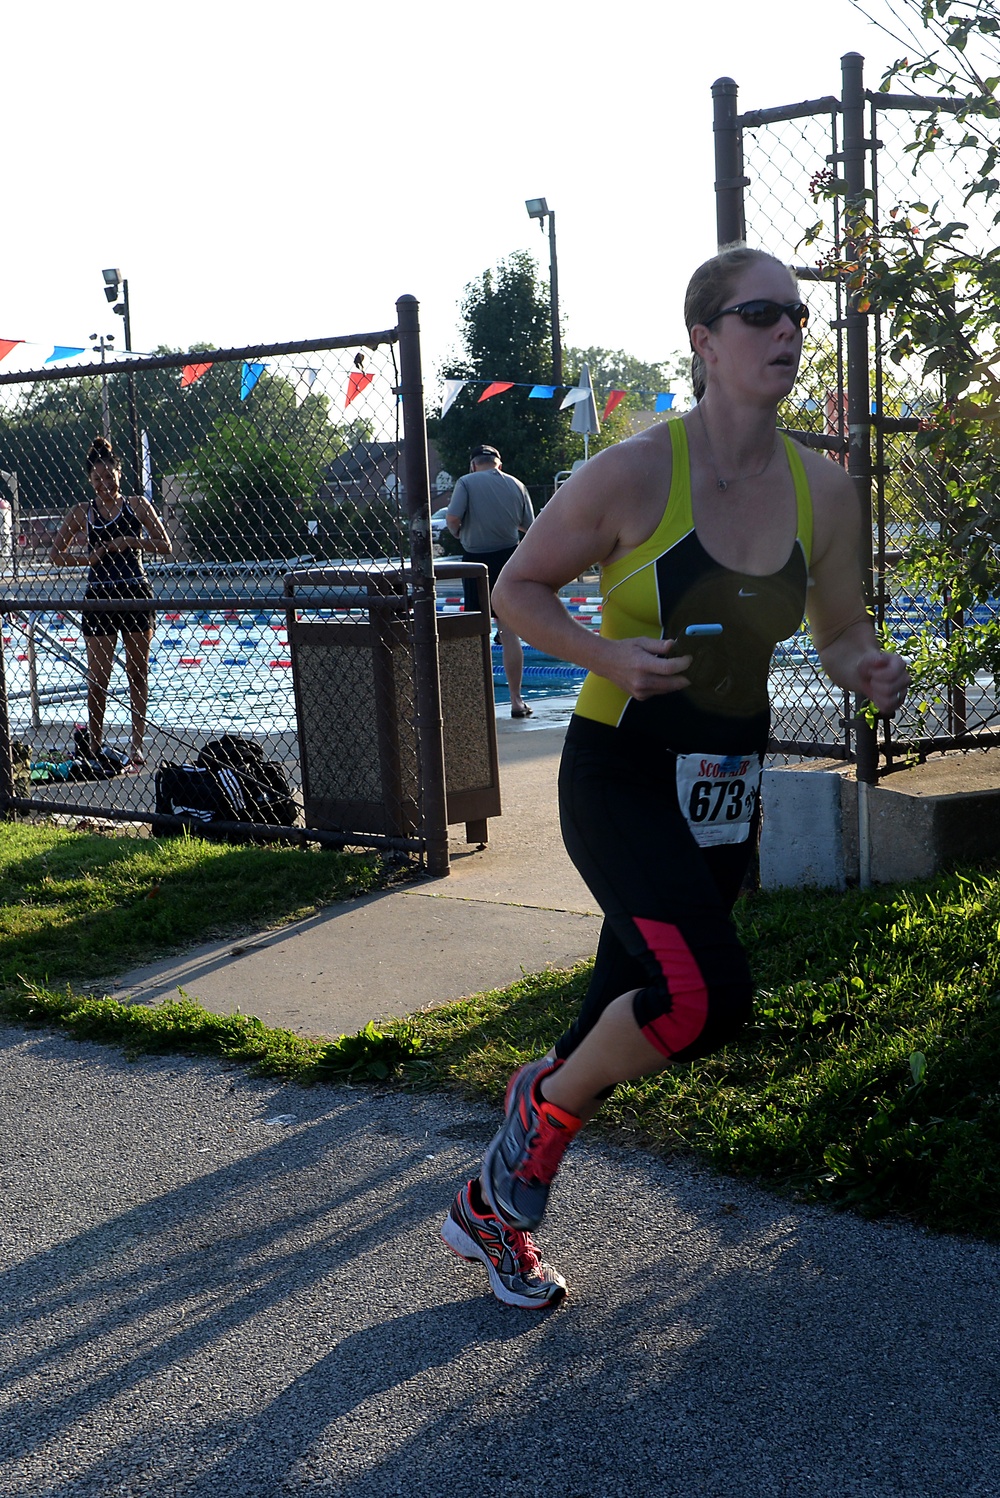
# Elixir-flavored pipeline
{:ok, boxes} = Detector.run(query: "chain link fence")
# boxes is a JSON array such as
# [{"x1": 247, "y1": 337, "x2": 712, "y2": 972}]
[
  {"x1": 868, "y1": 96, "x2": 1000, "y2": 761},
  {"x1": 718, "y1": 58, "x2": 1000, "y2": 774},
  {"x1": 739, "y1": 100, "x2": 854, "y2": 763},
  {"x1": 0, "y1": 309, "x2": 463, "y2": 872}
]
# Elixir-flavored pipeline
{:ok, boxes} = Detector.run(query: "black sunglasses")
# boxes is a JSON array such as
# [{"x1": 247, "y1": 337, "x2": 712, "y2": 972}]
[{"x1": 704, "y1": 299, "x2": 809, "y2": 330}]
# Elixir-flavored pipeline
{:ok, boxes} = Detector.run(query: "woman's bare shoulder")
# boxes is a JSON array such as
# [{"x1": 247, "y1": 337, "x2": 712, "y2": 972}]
[
  {"x1": 790, "y1": 439, "x2": 862, "y2": 561},
  {"x1": 790, "y1": 439, "x2": 858, "y2": 508}
]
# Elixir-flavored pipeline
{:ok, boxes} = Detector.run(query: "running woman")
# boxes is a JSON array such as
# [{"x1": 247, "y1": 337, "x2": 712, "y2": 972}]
[
  {"x1": 50, "y1": 435, "x2": 172, "y2": 772},
  {"x1": 440, "y1": 246, "x2": 909, "y2": 1309}
]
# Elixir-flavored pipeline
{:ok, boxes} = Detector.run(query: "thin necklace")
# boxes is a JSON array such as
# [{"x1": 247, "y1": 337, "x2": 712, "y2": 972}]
[{"x1": 696, "y1": 406, "x2": 778, "y2": 492}]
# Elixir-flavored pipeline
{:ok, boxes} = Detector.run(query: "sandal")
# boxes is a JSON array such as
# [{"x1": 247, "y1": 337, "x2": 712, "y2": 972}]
[{"x1": 511, "y1": 705, "x2": 534, "y2": 719}]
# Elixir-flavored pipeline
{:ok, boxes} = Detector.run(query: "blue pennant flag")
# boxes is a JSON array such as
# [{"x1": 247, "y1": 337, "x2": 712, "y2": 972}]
[
  {"x1": 45, "y1": 346, "x2": 85, "y2": 363},
  {"x1": 655, "y1": 392, "x2": 674, "y2": 412},
  {"x1": 529, "y1": 385, "x2": 557, "y2": 399},
  {"x1": 241, "y1": 361, "x2": 266, "y2": 400}
]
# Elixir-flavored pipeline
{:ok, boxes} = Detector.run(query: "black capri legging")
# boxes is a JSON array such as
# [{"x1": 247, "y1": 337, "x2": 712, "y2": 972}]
[{"x1": 554, "y1": 716, "x2": 757, "y2": 1066}]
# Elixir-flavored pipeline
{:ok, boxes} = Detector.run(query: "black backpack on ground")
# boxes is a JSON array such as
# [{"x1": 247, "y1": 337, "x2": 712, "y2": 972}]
[{"x1": 196, "y1": 736, "x2": 297, "y2": 827}]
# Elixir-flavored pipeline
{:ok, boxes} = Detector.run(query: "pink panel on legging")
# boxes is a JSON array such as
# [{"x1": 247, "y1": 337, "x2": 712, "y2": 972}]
[{"x1": 632, "y1": 917, "x2": 709, "y2": 1058}]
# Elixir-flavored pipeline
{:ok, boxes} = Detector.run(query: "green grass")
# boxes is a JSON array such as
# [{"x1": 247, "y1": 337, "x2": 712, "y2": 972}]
[
  {"x1": 4, "y1": 820, "x2": 1000, "y2": 1239},
  {"x1": 406, "y1": 870, "x2": 1000, "y2": 1238},
  {"x1": 0, "y1": 821, "x2": 388, "y2": 993}
]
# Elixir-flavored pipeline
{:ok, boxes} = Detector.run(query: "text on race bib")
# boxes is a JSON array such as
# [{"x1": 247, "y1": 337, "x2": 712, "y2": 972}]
[{"x1": 674, "y1": 752, "x2": 762, "y2": 847}]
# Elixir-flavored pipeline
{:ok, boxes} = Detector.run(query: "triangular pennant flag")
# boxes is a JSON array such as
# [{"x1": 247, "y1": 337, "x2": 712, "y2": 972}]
[
  {"x1": 0, "y1": 339, "x2": 22, "y2": 363},
  {"x1": 529, "y1": 385, "x2": 557, "y2": 399},
  {"x1": 294, "y1": 368, "x2": 318, "y2": 406},
  {"x1": 345, "y1": 370, "x2": 374, "y2": 407},
  {"x1": 441, "y1": 378, "x2": 466, "y2": 417},
  {"x1": 45, "y1": 346, "x2": 85, "y2": 364},
  {"x1": 240, "y1": 361, "x2": 266, "y2": 400},
  {"x1": 654, "y1": 392, "x2": 675, "y2": 413},
  {"x1": 181, "y1": 362, "x2": 213, "y2": 387},
  {"x1": 559, "y1": 386, "x2": 591, "y2": 409},
  {"x1": 603, "y1": 390, "x2": 626, "y2": 420},
  {"x1": 478, "y1": 381, "x2": 514, "y2": 403}
]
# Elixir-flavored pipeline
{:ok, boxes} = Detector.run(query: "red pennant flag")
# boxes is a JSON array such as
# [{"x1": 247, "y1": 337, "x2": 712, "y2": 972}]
[
  {"x1": 181, "y1": 362, "x2": 213, "y2": 387},
  {"x1": 345, "y1": 370, "x2": 374, "y2": 407},
  {"x1": 478, "y1": 381, "x2": 514, "y2": 403},
  {"x1": 603, "y1": 390, "x2": 626, "y2": 420},
  {"x1": 0, "y1": 339, "x2": 22, "y2": 363}
]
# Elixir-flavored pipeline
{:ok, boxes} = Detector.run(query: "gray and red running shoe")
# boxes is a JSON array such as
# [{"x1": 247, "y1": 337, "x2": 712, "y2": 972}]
[
  {"x1": 481, "y1": 1057, "x2": 582, "y2": 1232},
  {"x1": 441, "y1": 1179, "x2": 567, "y2": 1309}
]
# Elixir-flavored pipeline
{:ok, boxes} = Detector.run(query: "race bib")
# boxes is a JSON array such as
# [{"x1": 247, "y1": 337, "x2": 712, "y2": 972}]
[{"x1": 675, "y1": 751, "x2": 761, "y2": 847}]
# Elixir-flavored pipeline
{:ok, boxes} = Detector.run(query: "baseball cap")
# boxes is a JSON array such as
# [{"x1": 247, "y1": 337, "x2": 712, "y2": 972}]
[{"x1": 470, "y1": 444, "x2": 501, "y2": 460}]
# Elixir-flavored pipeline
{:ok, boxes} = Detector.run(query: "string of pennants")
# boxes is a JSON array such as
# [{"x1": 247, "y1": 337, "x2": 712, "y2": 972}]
[
  {"x1": 441, "y1": 377, "x2": 676, "y2": 422},
  {"x1": 0, "y1": 339, "x2": 374, "y2": 409}
]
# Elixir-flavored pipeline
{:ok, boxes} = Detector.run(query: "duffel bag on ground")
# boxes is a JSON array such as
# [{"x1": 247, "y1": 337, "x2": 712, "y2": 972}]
[{"x1": 154, "y1": 763, "x2": 241, "y2": 824}]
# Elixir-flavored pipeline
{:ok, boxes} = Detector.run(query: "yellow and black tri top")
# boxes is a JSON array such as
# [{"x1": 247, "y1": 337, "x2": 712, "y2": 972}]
[{"x1": 573, "y1": 418, "x2": 813, "y2": 756}]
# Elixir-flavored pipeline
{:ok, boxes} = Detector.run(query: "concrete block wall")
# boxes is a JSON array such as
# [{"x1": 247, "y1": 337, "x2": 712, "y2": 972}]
[{"x1": 760, "y1": 755, "x2": 1000, "y2": 890}]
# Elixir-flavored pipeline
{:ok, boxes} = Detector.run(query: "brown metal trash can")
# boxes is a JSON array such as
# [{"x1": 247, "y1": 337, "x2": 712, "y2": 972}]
[{"x1": 285, "y1": 563, "x2": 501, "y2": 849}]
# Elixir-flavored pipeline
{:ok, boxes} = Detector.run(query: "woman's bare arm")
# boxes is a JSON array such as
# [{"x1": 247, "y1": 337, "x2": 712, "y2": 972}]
[
  {"x1": 804, "y1": 453, "x2": 910, "y2": 714},
  {"x1": 131, "y1": 497, "x2": 173, "y2": 557},
  {"x1": 48, "y1": 505, "x2": 89, "y2": 566}
]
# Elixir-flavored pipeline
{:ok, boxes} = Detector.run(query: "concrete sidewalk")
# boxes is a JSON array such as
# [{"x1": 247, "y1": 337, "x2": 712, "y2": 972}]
[{"x1": 109, "y1": 709, "x2": 602, "y2": 1038}]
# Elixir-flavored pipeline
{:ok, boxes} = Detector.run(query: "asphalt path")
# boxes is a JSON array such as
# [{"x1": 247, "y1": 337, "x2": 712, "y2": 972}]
[{"x1": 3, "y1": 1025, "x2": 1000, "y2": 1497}]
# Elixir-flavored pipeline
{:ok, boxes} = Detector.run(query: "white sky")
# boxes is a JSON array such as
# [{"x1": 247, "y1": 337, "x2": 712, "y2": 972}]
[{"x1": 3, "y1": 0, "x2": 912, "y2": 388}]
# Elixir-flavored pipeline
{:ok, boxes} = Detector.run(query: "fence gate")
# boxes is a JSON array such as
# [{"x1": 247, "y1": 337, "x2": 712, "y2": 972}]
[
  {"x1": 0, "y1": 296, "x2": 456, "y2": 875},
  {"x1": 713, "y1": 51, "x2": 1000, "y2": 781}
]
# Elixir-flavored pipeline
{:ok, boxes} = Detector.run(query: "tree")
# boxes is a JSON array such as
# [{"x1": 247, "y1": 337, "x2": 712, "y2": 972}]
[
  {"x1": 184, "y1": 414, "x2": 324, "y2": 562},
  {"x1": 842, "y1": 0, "x2": 1000, "y2": 705},
  {"x1": 0, "y1": 377, "x2": 104, "y2": 514},
  {"x1": 429, "y1": 252, "x2": 565, "y2": 491}
]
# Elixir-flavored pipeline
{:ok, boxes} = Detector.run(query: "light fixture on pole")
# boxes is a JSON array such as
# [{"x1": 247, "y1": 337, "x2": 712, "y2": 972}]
[
  {"x1": 525, "y1": 197, "x2": 562, "y2": 388},
  {"x1": 101, "y1": 268, "x2": 141, "y2": 494},
  {"x1": 89, "y1": 332, "x2": 115, "y2": 441}
]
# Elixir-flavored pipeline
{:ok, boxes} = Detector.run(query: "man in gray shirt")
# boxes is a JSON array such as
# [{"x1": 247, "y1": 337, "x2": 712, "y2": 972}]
[{"x1": 447, "y1": 444, "x2": 535, "y2": 718}]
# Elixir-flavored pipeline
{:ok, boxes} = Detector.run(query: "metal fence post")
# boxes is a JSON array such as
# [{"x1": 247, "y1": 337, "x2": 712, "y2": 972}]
[
  {"x1": 713, "y1": 77, "x2": 747, "y2": 247},
  {"x1": 0, "y1": 637, "x2": 14, "y2": 816},
  {"x1": 396, "y1": 294, "x2": 450, "y2": 878},
  {"x1": 841, "y1": 51, "x2": 879, "y2": 799}
]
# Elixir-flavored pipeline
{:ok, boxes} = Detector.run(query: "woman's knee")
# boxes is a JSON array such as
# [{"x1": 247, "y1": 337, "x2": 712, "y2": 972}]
[{"x1": 630, "y1": 915, "x2": 754, "y2": 1062}]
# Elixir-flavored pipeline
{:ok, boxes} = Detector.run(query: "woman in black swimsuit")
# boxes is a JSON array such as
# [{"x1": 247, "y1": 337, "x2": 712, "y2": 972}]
[{"x1": 50, "y1": 436, "x2": 172, "y2": 771}]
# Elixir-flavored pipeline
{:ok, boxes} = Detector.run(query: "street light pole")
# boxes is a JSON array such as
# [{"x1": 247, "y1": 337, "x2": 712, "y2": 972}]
[
  {"x1": 88, "y1": 333, "x2": 114, "y2": 441},
  {"x1": 525, "y1": 198, "x2": 562, "y2": 388},
  {"x1": 102, "y1": 268, "x2": 143, "y2": 498}
]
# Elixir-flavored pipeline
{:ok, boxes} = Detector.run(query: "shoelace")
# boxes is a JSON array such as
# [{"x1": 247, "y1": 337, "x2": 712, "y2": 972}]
[
  {"x1": 515, "y1": 1114, "x2": 573, "y2": 1185},
  {"x1": 502, "y1": 1223, "x2": 543, "y2": 1277}
]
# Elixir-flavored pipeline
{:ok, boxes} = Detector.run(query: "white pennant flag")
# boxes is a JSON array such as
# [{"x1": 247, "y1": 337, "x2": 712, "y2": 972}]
[
  {"x1": 559, "y1": 386, "x2": 591, "y2": 409},
  {"x1": 441, "y1": 379, "x2": 466, "y2": 418},
  {"x1": 294, "y1": 368, "x2": 318, "y2": 406},
  {"x1": 141, "y1": 430, "x2": 153, "y2": 502}
]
